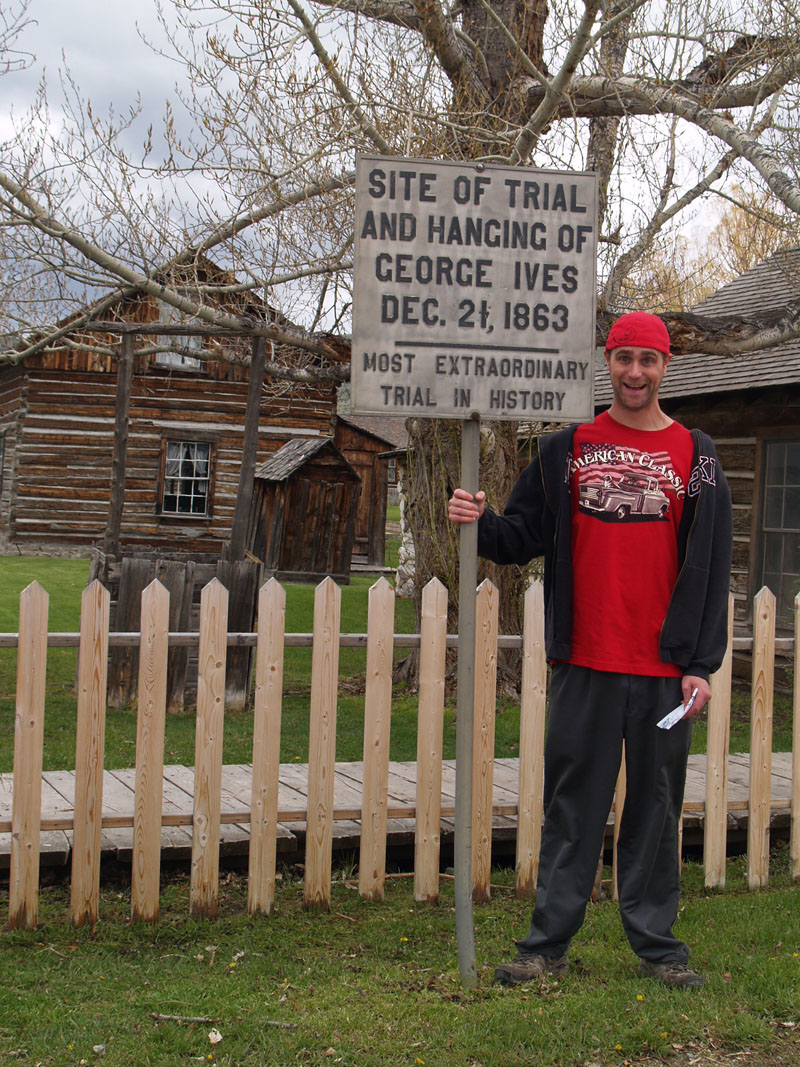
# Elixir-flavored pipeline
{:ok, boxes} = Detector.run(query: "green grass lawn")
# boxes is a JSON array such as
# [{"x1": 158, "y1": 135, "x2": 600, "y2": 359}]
[
  {"x1": 0, "y1": 556, "x2": 794, "y2": 774},
  {"x1": 1, "y1": 563, "x2": 799, "y2": 1066},
  {"x1": 0, "y1": 853, "x2": 798, "y2": 1066}
]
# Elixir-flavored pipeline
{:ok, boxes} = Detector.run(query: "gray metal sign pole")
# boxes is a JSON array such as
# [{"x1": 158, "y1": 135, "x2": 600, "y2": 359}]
[{"x1": 454, "y1": 413, "x2": 480, "y2": 987}]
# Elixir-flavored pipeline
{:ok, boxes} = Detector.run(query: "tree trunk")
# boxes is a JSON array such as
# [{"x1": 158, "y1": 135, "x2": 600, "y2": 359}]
[{"x1": 398, "y1": 417, "x2": 541, "y2": 694}]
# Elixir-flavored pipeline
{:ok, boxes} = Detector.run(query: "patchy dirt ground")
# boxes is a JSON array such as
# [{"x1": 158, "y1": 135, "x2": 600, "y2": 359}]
[{"x1": 582, "y1": 1028, "x2": 800, "y2": 1066}]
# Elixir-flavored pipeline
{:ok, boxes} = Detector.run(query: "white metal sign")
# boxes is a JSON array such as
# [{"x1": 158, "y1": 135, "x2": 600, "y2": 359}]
[{"x1": 351, "y1": 155, "x2": 598, "y2": 422}]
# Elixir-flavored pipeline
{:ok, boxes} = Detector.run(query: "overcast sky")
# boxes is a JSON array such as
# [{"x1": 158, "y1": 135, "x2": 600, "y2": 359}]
[{"x1": 2, "y1": 0, "x2": 181, "y2": 139}]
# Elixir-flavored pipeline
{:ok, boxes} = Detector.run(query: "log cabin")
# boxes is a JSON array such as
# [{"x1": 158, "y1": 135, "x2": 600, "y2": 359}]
[
  {"x1": 595, "y1": 247, "x2": 800, "y2": 650},
  {"x1": 0, "y1": 277, "x2": 391, "y2": 572}
]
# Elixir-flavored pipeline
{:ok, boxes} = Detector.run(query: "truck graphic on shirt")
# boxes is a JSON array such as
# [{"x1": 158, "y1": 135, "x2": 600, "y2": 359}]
[{"x1": 579, "y1": 471, "x2": 670, "y2": 520}]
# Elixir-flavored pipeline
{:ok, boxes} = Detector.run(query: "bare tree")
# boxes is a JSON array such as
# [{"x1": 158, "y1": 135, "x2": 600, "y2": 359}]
[
  {"x1": 0, "y1": 0, "x2": 33, "y2": 77},
  {"x1": 5, "y1": 0, "x2": 800, "y2": 680}
]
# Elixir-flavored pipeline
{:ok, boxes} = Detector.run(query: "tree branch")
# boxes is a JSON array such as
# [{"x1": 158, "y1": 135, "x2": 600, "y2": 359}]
[
  {"x1": 510, "y1": 0, "x2": 606, "y2": 165},
  {"x1": 284, "y1": 0, "x2": 393, "y2": 154},
  {"x1": 411, "y1": 0, "x2": 473, "y2": 95}
]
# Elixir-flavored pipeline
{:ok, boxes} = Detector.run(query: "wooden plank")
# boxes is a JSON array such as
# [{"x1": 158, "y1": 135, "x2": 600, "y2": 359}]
[
  {"x1": 726, "y1": 754, "x2": 751, "y2": 799},
  {"x1": 0, "y1": 749, "x2": 796, "y2": 871},
  {"x1": 94, "y1": 771, "x2": 138, "y2": 858},
  {"x1": 748, "y1": 586, "x2": 775, "y2": 889},
  {"x1": 269, "y1": 762, "x2": 314, "y2": 829},
  {"x1": 222, "y1": 765, "x2": 295, "y2": 847},
  {"x1": 336, "y1": 761, "x2": 416, "y2": 839},
  {"x1": 102, "y1": 332, "x2": 133, "y2": 557},
  {"x1": 190, "y1": 579, "x2": 229, "y2": 917},
  {"x1": 304, "y1": 578, "x2": 341, "y2": 908},
  {"x1": 516, "y1": 580, "x2": 545, "y2": 898},
  {"x1": 108, "y1": 557, "x2": 155, "y2": 709},
  {"x1": 216, "y1": 559, "x2": 259, "y2": 713},
  {"x1": 9, "y1": 582, "x2": 49, "y2": 930},
  {"x1": 484, "y1": 760, "x2": 521, "y2": 839},
  {"x1": 131, "y1": 580, "x2": 169, "y2": 922},
  {"x1": 110, "y1": 769, "x2": 193, "y2": 853},
  {"x1": 704, "y1": 594, "x2": 733, "y2": 888},
  {"x1": 165, "y1": 767, "x2": 251, "y2": 846},
  {"x1": 71, "y1": 580, "x2": 110, "y2": 927},
  {"x1": 279, "y1": 762, "x2": 363, "y2": 845},
  {"x1": 358, "y1": 578, "x2": 395, "y2": 901},
  {"x1": 472, "y1": 580, "x2": 498, "y2": 902},
  {"x1": 248, "y1": 578, "x2": 286, "y2": 915},
  {"x1": 0, "y1": 774, "x2": 70, "y2": 868},
  {"x1": 156, "y1": 559, "x2": 192, "y2": 715},
  {"x1": 414, "y1": 579, "x2": 447, "y2": 903}
]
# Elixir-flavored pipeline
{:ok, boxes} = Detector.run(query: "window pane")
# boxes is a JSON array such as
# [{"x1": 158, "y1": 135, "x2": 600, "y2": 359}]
[
  {"x1": 785, "y1": 535, "x2": 800, "y2": 575},
  {"x1": 778, "y1": 581, "x2": 796, "y2": 623},
  {"x1": 786, "y1": 443, "x2": 800, "y2": 486},
  {"x1": 763, "y1": 486, "x2": 783, "y2": 528},
  {"x1": 760, "y1": 439, "x2": 800, "y2": 630},
  {"x1": 765, "y1": 442, "x2": 785, "y2": 485},
  {"x1": 161, "y1": 440, "x2": 211, "y2": 516},
  {"x1": 784, "y1": 487, "x2": 800, "y2": 531},
  {"x1": 763, "y1": 531, "x2": 783, "y2": 574},
  {"x1": 762, "y1": 571, "x2": 781, "y2": 600}
]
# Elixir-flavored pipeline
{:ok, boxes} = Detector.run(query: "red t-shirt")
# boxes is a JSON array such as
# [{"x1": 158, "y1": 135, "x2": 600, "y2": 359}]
[{"x1": 568, "y1": 411, "x2": 694, "y2": 676}]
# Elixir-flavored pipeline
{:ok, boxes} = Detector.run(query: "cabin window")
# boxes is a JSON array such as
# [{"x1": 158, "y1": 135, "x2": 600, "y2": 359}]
[
  {"x1": 758, "y1": 438, "x2": 800, "y2": 629},
  {"x1": 161, "y1": 440, "x2": 212, "y2": 516},
  {"x1": 156, "y1": 301, "x2": 203, "y2": 370}
]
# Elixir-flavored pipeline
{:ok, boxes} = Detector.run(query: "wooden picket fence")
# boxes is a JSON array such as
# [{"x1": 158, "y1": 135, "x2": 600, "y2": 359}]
[{"x1": 4, "y1": 576, "x2": 800, "y2": 931}]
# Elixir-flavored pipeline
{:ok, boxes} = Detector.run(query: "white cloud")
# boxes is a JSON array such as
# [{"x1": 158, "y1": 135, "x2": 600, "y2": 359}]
[{"x1": 1, "y1": 0, "x2": 178, "y2": 130}]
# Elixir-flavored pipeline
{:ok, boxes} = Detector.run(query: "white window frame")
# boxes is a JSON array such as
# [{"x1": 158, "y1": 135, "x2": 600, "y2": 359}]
[{"x1": 160, "y1": 439, "x2": 212, "y2": 517}]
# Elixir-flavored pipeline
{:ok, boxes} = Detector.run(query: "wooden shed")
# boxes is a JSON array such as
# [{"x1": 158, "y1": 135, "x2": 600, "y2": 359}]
[
  {"x1": 0, "y1": 283, "x2": 340, "y2": 559},
  {"x1": 333, "y1": 415, "x2": 405, "y2": 566},
  {"x1": 248, "y1": 437, "x2": 361, "y2": 583}
]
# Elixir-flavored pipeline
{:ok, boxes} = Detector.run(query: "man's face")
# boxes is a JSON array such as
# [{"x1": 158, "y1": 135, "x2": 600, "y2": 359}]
[{"x1": 604, "y1": 346, "x2": 670, "y2": 413}]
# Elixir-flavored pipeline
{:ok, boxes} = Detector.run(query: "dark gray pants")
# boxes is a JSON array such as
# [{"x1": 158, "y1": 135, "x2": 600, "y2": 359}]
[{"x1": 516, "y1": 663, "x2": 692, "y2": 964}]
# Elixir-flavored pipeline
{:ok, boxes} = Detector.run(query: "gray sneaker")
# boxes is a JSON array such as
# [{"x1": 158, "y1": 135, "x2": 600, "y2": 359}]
[
  {"x1": 494, "y1": 952, "x2": 569, "y2": 985},
  {"x1": 638, "y1": 959, "x2": 703, "y2": 989}
]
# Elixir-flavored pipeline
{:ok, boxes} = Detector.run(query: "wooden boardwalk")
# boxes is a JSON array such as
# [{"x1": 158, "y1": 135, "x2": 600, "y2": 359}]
[{"x1": 0, "y1": 753, "x2": 794, "y2": 870}]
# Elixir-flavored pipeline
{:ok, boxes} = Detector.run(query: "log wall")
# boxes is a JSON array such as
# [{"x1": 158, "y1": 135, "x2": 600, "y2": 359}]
[
  {"x1": 0, "y1": 359, "x2": 337, "y2": 557},
  {"x1": 661, "y1": 382, "x2": 800, "y2": 634}
]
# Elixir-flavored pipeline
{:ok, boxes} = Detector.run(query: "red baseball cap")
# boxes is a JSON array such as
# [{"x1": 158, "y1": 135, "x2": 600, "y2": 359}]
[{"x1": 605, "y1": 311, "x2": 670, "y2": 356}]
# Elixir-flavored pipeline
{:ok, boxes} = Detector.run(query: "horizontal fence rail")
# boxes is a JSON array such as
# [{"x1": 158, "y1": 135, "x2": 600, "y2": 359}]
[{"x1": 2, "y1": 577, "x2": 800, "y2": 929}]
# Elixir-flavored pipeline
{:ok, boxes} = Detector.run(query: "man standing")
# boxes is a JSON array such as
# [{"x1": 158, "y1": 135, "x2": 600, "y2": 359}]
[{"x1": 448, "y1": 312, "x2": 732, "y2": 989}]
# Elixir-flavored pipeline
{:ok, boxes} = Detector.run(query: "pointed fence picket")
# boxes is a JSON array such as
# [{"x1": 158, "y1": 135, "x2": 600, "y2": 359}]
[
  {"x1": 190, "y1": 578, "x2": 229, "y2": 918},
  {"x1": 248, "y1": 578, "x2": 286, "y2": 915},
  {"x1": 304, "y1": 577, "x2": 341, "y2": 908},
  {"x1": 515, "y1": 580, "x2": 546, "y2": 898},
  {"x1": 8, "y1": 581, "x2": 48, "y2": 930},
  {"x1": 749, "y1": 586, "x2": 776, "y2": 889},
  {"x1": 71, "y1": 580, "x2": 110, "y2": 928},
  {"x1": 131, "y1": 579, "x2": 169, "y2": 922},
  {"x1": 2, "y1": 577, "x2": 799, "y2": 930},
  {"x1": 472, "y1": 579, "x2": 499, "y2": 903},
  {"x1": 358, "y1": 577, "x2": 395, "y2": 901},
  {"x1": 414, "y1": 578, "x2": 448, "y2": 904}
]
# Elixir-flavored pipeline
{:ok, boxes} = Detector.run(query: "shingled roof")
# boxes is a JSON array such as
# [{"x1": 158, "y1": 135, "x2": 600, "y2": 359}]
[
  {"x1": 595, "y1": 246, "x2": 800, "y2": 406},
  {"x1": 254, "y1": 437, "x2": 357, "y2": 481}
]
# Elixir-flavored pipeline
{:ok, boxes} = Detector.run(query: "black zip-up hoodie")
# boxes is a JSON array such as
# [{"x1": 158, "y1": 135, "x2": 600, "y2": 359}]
[{"x1": 477, "y1": 422, "x2": 733, "y2": 681}]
